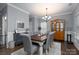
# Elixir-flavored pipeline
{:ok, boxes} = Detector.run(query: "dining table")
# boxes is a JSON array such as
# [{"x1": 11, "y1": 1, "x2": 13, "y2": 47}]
[{"x1": 31, "y1": 34, "x2": 47, "y2": 55}]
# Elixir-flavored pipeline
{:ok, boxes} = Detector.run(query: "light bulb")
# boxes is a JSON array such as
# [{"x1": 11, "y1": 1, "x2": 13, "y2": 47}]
[
  {"x1": 42, "y1": 17, "x2": 44, "y2": 19},
  {"x1": 49, "y1": 16, "x2": 52, "y2": 19},
  {"x1": 48, "y1": 16, "x2": 51, "y2": 20},
  {"x1": 45, "y1": 16, "x2": 47, "y2": 18}
]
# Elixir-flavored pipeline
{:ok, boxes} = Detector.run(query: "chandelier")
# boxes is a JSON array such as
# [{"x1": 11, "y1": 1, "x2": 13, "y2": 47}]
[{"x1": 42, "y1": 8, "x2": 52, "y2": 21}]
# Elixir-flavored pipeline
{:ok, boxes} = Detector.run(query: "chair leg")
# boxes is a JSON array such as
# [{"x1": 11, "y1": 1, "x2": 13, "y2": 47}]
[
  {"x1": 45, "y1": 48, "x2": 50, "y2": 55},
  {"x1": 45, "y1": 49, "x2": 48, "y2": 55}
]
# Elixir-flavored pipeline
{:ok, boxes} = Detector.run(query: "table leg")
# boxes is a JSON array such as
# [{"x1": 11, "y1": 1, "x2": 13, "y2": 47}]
[{"x1": 39, "y1": 42, "x2": 43, "y2": 55}]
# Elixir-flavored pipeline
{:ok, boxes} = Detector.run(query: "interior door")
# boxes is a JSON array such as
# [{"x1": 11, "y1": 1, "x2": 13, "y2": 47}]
[{"x1": 50, "y1": 19, "x2": 65, "y2": 41}]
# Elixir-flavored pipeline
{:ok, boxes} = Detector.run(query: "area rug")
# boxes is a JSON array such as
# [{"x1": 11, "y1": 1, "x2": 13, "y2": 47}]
[
  {"x1": 11, "y1": 42, "x2": 61, "y2": 55},
  {"x1": 49, "y1": 42, "x2": 61, "y2": 55}
]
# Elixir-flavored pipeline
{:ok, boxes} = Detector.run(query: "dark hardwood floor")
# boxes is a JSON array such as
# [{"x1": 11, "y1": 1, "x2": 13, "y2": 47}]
[
  {"x1": 61, "y1": 42, "x2": 79, "y2": 55},
  {"x1": 0, "y1": 41, "x2": 79, "y2": 55},
  {"x1": 0, "y1": 44, "x2": 23, "y2": 55}
]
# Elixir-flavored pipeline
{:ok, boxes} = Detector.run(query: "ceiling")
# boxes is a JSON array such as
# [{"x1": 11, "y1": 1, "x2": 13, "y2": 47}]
[{"x1": 11, "y1": 3, "x2": 78, "y2": 16}]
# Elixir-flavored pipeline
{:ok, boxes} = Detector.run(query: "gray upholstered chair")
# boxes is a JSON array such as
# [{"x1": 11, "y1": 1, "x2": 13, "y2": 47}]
[
  {"x1": 43, "y1": 32, "x2": 55, "y2": 54},
  {"x1": 21, "y1": 34, "x2": 39, "y2": 55},
  {"x1": 49, "y1": 32, "x2": 55, "y2": 47}
]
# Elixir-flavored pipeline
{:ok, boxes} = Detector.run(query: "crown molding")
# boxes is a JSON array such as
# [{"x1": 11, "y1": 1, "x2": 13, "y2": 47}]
[
  {"x1": 8, "y1": 3, "x2": 30, "y2": 15},
  {"x1": 52, "y1": 11, "x2": 72, "y2": 17}
]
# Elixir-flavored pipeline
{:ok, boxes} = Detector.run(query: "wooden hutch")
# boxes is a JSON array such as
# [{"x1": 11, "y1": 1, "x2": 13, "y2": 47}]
[{"x1": 49, "y1": 19, "x2": 65, "y2": 41}]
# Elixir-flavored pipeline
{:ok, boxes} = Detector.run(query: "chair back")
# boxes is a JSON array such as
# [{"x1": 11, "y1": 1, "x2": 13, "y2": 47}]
[
  {"x1": 21, "y1": 34, "x2": 32, "y2": 54},
  {"x1": 45, "y1": 32, "x2": 55, "y2": 49},
  {"x1": 49, "y1": 32, "x2": 55, "y2": 46}
]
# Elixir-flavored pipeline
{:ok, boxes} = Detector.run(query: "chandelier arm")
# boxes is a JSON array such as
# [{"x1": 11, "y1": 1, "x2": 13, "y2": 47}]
[
  {"x1": 46, "y1": 8, "x2": 48, "y2": 16},
  {"x1": 42, "y1": 8, "x2": 51, "y2": 21}
]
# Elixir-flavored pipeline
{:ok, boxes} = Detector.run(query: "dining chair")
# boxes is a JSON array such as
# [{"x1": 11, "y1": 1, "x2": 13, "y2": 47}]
[
  {"x1": 43, "y1": 32, "x2": 55, "y2": 54},
  {"x1": 21, "y1": 34, "x2": 39, "y2": 55},
  {"x1": 49, "y1": 32, "x2": 55, "y2": 47}
]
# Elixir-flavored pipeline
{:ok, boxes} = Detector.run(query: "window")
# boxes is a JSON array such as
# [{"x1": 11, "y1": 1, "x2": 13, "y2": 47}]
[{"x1": 40, "y1": 22, "x2": 47, "y2": 34}]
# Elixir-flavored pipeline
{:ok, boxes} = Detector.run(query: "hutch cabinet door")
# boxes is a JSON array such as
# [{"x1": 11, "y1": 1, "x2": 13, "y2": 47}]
[{"x1": 50, "y1": 19, "x2": 65, "y2": 41}]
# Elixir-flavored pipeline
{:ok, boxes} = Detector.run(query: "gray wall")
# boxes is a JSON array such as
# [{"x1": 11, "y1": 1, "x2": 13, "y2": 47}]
[
  {"x1": 40, "y1": 14, "x2": 73, "y2": 41},
  {"x1": 0, "y1": 4, "x2": 7, "y2": 45},
  {"x1": 29, "y1": 16, "x2": 40, "y2": 35},
  {"x1": 0, "y1": 14, "x2": 2, "y2": 45},
  {"x1": 73, "y1": 4, "x2": 79, "y2": 32},
  {"x1": 52, "y1": 14, "x2": 73, "y2": 31},
  {"x1": 53, "y1": 14, "x2": 74, "y2": 41},
  {"x1": 29, "y1": 16, "x2": 35, "y2": 35},
  {"x1": 72, "y1": 4, "x2": 79, "y2": 49},
  {"x1": 7, "y1": 5, "x2": 29, "y2": 32},
  {"x1": 72, "y1": 4, "x2": 79, "y2": 40},
  {"x1": 7, "y1": 4, "x2": 29, "y2": 48},
  {"x1": 40, "y1": 13, "x2": 73, "y2": 32}
]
